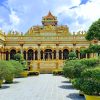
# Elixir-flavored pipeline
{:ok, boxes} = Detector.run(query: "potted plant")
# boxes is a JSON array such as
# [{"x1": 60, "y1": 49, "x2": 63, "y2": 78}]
[
  {"x1": 9, "y1": 60, "x2": 24, "y2": 78},
  {"x1": 72, "y1": 67, "x2": 100, "y2": 100},
  {"x1": 3, "y1": 61, "x2": 15, "y2": 83}
]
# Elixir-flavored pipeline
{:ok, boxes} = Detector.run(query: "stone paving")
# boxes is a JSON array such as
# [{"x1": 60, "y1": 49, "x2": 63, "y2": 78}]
[{"x1": 0, "y1": 74, "x2": 85, "y2": 100}]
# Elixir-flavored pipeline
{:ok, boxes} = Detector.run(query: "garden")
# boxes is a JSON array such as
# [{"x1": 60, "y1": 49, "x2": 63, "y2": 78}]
[
  {"x1": 63, "y1": 18, "x2": 100, "y2": 100},
  {"x1": 0, "y1": 53, "x2": 39, "y2": 88}
]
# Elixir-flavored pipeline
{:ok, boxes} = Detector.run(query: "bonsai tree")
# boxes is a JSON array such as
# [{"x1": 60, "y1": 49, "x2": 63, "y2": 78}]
[
  {"x1": 86, "y1": 18, "x2": 100, "y2": 41},
  {"x1": 68, "y1": 51, "x2": 77, "y2": 60},
  {"x1": 14, "y1": 53, "x2": 23, "y2": 61},
  {"x1": 14, "y1": 53, "x2": 28, "y2": 70}
]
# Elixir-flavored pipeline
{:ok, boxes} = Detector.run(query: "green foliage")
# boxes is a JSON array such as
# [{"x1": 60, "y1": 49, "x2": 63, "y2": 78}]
[
  {"x1": 20, "y1": 60, "x2": 28, "y2": 70},
  {"x1": 14, "y1": 53, "x2": 28, "y2": 70},
  {"x1": 63, "y1": 60, "x2": 86, "y2": 79},
  {"x1": 68, "y1": 51, "x2": 77, "y2": 60},
  {"x1": 80, "y1": 58, "x2": 99, "y2": 67},
  {"x1": 81, "y1": 67, "x2": 100, "y2": 82},
  {"x1": 80, "y1": 80, "x2": 100, "y2": 96},
  {"x1": 1, "y1": 61, "x2": 15, "y2": 83},
  {"x1": 9, "y1": 60, "x2": 24, "y2": 77},
  {"x1": 86, "y1": 18, "x2": 100, "y2": 41},
  {"x1": 52, "y1": 70, "x2": 63, "y2": 75},
  {"x1": 0, "y1": 61, "x2": 15, "y2": 78},
  {"x1": 63, "y1": 58, "x2": 99, "y2": 79},
  {"x1": 72, "y1": 65, "x2": 100, "y2": 96},
  {"x1": 14, "y1": 53, "x2": 23, "y2": 61}
]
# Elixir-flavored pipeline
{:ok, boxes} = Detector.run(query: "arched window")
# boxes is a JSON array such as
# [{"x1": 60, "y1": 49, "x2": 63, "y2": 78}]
[
  {"x1": 28, "y1": 49, "x2": 34, "y2": 60},
  {"x1": 44, "y1": 49, "x2": 52, "y2": 60},
  {"x1": 10, "y1": 49, "x2": 16, "y2": 60},
  {"x1": 63, "y1": 49, "x2": 69, "y2": 60}
]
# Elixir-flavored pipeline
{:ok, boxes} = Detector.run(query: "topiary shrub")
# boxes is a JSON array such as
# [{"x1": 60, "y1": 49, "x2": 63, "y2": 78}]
[
  {"x1": 63, "y1": 60, "x2": 87, "y2": 79},
  {"x1": 14, "y1": 53, "x2": 23, "y2": 61},
  {"x1": 9, "y1": 60, "x2": 24, "y2": 78},
  {"x1": 80, "y1": 58, "x2": 99, "y2": 67},
  {"x1": 72, "y1": 67, "x2": 100, "y2": 96},
  {"x1": 3, "y1": 61, "x2": 15, "y2": 83},
  {"x1": 68, "y1": 51, "x2": 77, "y2": 60}
]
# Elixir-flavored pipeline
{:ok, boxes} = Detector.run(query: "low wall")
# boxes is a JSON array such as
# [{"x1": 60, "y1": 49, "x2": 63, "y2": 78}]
[{"x1": 30, "y1": 60, "x2": 64, "y2": 73}]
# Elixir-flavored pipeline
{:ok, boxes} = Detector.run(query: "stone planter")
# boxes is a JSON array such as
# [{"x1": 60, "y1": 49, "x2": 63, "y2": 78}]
[
  {"x1": 0, "y1": 80, "x2": 3, "y2": 88},
  {"x1": 79, "y1": 91, "x2": 84, "y2": 96},
  {"x1": 20, "y1": 71, "x2": 28, "y2": 77},
  {"x1": 85, "y1": 95, "x2": 100, "y2": 100}
]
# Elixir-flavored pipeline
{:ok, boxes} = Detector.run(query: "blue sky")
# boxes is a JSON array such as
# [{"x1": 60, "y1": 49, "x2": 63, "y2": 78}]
[{"x1": 0, "y1": 0, "x2": 100, "y2": 33}]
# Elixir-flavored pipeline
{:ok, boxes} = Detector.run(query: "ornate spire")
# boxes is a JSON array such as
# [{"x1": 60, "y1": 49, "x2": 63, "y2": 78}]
[{"x1": 42, "y1": 11, "x2": 58, "y2": 26}]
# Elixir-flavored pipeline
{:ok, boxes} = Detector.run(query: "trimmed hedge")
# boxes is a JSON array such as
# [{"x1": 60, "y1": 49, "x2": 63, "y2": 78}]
[{"x1": 63, "y1": 58, "x2": 99, "y2": 79}]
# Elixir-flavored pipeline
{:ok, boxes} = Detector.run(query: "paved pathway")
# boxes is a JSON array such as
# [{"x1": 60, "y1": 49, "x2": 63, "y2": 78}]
[{"x1": 0, "y1": 74, "x2": 85, "y2": 100}]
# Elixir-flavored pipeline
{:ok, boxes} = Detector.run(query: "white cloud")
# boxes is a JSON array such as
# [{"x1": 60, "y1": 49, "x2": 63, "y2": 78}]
[
  {"x1": 0, "y1": 0, "x2": 100, "y2": 33},
  {"x1": 54, "y1": 0, "x2": 100, "y2": 32},
  {"x1": 9, "y1": 9, "x2": 20, "y2": 26}
]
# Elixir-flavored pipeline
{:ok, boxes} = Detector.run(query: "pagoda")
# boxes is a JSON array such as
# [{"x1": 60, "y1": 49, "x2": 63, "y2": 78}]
[{"x1": 42, "y1": 11, "x2": 58, "y2": 26}]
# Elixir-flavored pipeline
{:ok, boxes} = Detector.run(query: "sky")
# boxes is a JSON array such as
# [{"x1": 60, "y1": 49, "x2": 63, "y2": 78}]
[{"x1": 0, "y1": 0, "x2": 100, "y2": 33}]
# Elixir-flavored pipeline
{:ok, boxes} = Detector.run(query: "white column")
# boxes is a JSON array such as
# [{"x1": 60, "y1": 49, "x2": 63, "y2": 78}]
[
  {"x1": 73, "y1": 43, "x2": 76, "y2": 53},
  {"x1": 61, "y1": 51, "x2": 63, "y2": 60},
  {"x1": 56, "y1": 44, "x2": 59, "y2": 60},
  {"x1": 20, "y1": 44, "x2": 24, "y2": 56},
  {"x1": 34, "y1": 51, "x2": 35, "y2": 60}
]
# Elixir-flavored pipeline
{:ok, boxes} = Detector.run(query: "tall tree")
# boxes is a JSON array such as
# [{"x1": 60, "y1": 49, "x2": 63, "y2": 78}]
[{"x1": 86, "y1": 18, "x2": 100, "y2": 41}]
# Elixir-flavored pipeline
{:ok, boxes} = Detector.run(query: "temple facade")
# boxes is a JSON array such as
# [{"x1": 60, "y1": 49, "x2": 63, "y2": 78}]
[{"x1": 0, "y1": 12, "x2": 99, "y2": 73}]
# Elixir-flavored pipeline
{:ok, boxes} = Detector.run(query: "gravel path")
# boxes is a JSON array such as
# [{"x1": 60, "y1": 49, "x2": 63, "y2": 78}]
[{"x1": 0, "y1": 74, "x2": 85, "y2": 100}]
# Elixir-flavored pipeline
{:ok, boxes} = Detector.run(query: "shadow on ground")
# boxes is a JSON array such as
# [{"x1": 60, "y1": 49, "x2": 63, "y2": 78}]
[
  {"x1": 0, "y1": 86, "x2": 10, "y2": 90},
  {"x1": 3, "y1": 81, "x2": 19, "y2": 84},
  {"x1": 67, "y1": 93, "x2": 85, "y2": 100},
  {"x1": 59, "y1": 84, "x2": 74, "y2": 90},
  {"x1": 62, "y1": 80, "x2": 71, "y2": 83}
]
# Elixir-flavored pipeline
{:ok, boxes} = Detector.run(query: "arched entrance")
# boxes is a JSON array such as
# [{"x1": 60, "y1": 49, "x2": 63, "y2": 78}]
[
  {"x1": 44, "y1": 49, "x2": 52, "y2": 60},
  {"x1": 63, "y1": 49, "x2": 69, "y2": 60},
  {"x1": 10, "y1": 49, "x2": 16, "y2": 60},
  {"x1": 28, "y1": 49, "x2": 34, "y2": 60}
]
